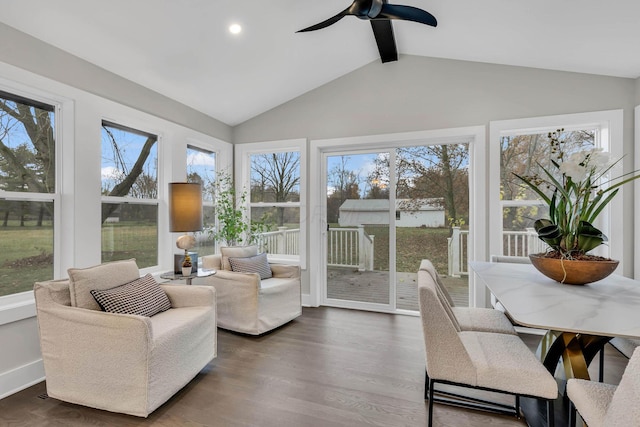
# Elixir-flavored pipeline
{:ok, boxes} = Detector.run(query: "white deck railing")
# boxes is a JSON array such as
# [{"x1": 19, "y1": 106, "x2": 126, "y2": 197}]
[
  {"x1": 447, "y1": 227, "x2": 547, "y2": 277},
  {"x1": 257, "y1": 226, "x2": 375, "y2": 271},
  {"x1": 260, "y1": 227, "x2": 300, "y2": 255},
  {"x1": 327, "y1": 226, "x2": 375, "y2": 271},
  {"x1": 213, "y1": 225, "x2": 543, "y2": 276}
]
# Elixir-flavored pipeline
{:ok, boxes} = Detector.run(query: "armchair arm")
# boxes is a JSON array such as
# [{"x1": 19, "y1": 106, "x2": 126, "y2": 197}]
[
  {"x1": 194, "y1": 269, "x2": 261, "y2": 289},
  {"x1": 270, "y1": 264, "x2": 300, "y2": 278},
  {"x1": 35, "y1": 302, "x2": 154, "y2": 402},
  {"x1": 160, "y1": 284, "x2": 216, "y2": 308}
]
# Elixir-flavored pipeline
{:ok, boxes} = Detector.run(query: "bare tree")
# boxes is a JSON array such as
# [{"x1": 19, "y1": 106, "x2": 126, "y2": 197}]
[
  {"x1": 400, "y1": 144, "x2": 469, "y2": 224},
  {"x1": 327, "y1": 156, "x2": 361, "y2": 223},
  {"x1": 250, "y1": 152, "x2": 300, "y2": 226},
  {"x1": 100, "y1": 124, "x2": 156, "y2": 222}
]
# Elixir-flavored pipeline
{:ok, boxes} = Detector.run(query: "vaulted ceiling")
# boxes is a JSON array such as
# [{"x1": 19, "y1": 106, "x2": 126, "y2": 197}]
[{"x1": 2, "y1": 1, "x2": 640, "y2": 126}]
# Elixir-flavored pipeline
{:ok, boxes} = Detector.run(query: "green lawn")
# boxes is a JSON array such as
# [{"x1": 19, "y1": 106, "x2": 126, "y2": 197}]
[
  {"x1": 364, "y1": 226, "x2": 453, "y2": 274},
  {"x1": 0, "y1": 222, "x2": 162, "y2": 297},
  {"x1": 0, "y1": 225, "x2": 54, "y2": 296}
]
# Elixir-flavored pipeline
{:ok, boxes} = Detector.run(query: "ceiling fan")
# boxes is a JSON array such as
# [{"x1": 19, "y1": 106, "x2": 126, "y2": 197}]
[{"x1": 297, "y1": 0, "x2": 437, "y2": 63}]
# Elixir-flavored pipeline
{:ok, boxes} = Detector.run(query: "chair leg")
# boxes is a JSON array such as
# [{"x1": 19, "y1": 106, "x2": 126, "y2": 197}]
[
  {"x1": 546, "y1": 399, "x2": 554, "y2": 427},
  {"x1": 568, "y1": 400, "x2": 576, "y2": 427},
  {"x1": 515, "y1": 394, "x2": 520, "y2": 418},
  {"x1": 428, "y1": 379, "x2": 435, "y2": 427},
  {"x1": 424, "y1": 370, "x2": 429, "y2": 400},
  {"x1": 599, "y1": 348, "x2": 605, "y2": 382}
]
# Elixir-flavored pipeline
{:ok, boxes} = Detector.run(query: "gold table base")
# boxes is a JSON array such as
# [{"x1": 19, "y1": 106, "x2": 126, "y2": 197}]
[{"x1": 537, "y1": 330, "x2": 611, "y2": 380}]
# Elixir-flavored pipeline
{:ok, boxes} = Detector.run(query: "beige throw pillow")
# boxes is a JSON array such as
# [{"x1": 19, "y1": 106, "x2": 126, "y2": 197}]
[
  {"x1": 220, "y1": 245, "x2": 258, "y2": 271},
  {"x1": 68, "y1": 259, "x2": 140, "y2": 310}
]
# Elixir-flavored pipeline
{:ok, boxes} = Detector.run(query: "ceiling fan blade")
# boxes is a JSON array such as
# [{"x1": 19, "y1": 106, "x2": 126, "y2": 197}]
[
  {"x1": 378, "y1": 4, "x2": 438, "y2": 27},
  {"x1": 370, "y1": 20, "x2": 398, "y2": 63},
  {"x1": 297, "y1": 8, "x2": 350, "y2": 32}
]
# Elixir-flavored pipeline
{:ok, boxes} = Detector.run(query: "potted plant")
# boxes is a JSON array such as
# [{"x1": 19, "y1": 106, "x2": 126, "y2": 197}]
[
  {"x1": 209, "y1": 171, "x2": 269, "y2": 248},
  {"x1": 515, "y1": 129, "x2": 640, "y2": 284}
]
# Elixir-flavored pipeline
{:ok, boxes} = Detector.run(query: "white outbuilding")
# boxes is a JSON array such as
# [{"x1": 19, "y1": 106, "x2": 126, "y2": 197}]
[{"x1": 338, "y1": 198, "x2": 445, "y2": 228}]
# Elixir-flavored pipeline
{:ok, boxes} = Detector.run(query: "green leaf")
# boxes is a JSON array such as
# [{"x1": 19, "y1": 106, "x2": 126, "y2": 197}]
[
  {"x1": 535, "y1": 223, "x2": 563, "y2": 249},
  {"x1": 576, "y1": 221, "x2": 606, "y2": 253}
]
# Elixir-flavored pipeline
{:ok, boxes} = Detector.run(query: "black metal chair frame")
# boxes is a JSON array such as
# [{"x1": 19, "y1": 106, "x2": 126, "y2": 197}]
[{"x1": 425, "y1": 371, "x2": 555, "y2": 427}]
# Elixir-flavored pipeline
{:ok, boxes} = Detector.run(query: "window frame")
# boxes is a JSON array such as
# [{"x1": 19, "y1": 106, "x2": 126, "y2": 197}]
[
  {"x1": 0, "y1": 80, "x2": 73, "y2": 312},
  {"x1": 185, "y1": 142, "x2": 217, "y2": 257},
  {"x1": 489, "y1": 110, "x2": 624, "y2": 267},
  {"x1": 235, "y1": 139, "x2": 307, "y2": 268}
]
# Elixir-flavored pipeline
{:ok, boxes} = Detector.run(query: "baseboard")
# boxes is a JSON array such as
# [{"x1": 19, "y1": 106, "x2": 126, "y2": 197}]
[
  {"x1": 0, "y1": 359, "x2": 45, "y2": 400},
  {"x1": 302, "y1": 293, "x2": 313, "y2": 307}
]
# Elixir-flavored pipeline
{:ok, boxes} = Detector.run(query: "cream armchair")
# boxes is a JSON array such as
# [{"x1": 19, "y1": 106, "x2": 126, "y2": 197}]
[
  {"x1": 198, "y1": 246, "x2": 301, "y2": 335},
  {"x1": 34, "y1": 259, "x2": 217, "y2": 417}
]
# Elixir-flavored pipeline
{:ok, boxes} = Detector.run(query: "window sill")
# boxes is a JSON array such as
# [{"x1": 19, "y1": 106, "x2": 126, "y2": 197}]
[{"x1": 0, "y1": 291, "x2": 36, "y2": 326}]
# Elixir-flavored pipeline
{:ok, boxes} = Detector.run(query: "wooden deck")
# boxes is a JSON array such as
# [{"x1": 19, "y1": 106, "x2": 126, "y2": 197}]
[{"x1": 327, "y1": 267, "x2": 469, "y2": 310}]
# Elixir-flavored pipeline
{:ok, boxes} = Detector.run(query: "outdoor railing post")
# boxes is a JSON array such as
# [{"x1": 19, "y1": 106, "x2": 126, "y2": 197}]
[
  {"x1": 525, "y1": 227, "x2": 537, "y2": 256},
  {"x1": 451, "y1": 226, "x2": 461, "y2": 277},
  {"x1": 358, "y1": 225, "x2": 365, "y2": 271},
  {"x1": 277, "y1": 227, "x2": 287, "y2": 254}
]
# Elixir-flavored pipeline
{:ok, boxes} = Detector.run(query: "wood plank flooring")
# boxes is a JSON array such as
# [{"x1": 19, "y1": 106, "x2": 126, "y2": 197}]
[{"x1": 0, "y1": 307, "x2": 628, "y2": 426}]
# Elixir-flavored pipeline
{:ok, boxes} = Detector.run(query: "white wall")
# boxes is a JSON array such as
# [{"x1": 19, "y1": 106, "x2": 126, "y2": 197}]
[
  {"x1": 0, "y1": 22, "x2": 231, "y2": 142},
  {"x1": 234, "y1": 55, "x2": 636, "y2": 143}
]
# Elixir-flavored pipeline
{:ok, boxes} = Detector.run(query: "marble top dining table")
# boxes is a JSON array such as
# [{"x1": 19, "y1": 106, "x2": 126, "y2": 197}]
[{"x1": 469, "y1": 261, "x2": 640, "y2": 339}]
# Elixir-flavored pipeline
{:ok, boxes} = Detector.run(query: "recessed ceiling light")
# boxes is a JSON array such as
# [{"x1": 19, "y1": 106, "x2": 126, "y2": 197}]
[{"x1": 229, "y1": 24, "x2": 242, "y2": 35}]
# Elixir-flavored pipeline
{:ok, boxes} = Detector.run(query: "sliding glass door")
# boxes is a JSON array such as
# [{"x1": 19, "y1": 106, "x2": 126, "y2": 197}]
[{"x1": 322, "y1": 143, "x2": 470, "y2": 312}]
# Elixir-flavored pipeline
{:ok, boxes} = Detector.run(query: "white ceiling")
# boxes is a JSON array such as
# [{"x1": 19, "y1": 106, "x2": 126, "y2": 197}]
[{"x1": 2, "y1": 1, "x2": 640, "y2": 126}]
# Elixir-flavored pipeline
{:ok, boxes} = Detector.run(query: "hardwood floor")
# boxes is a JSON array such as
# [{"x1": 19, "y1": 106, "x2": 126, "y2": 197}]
[{"x1": 0, "y1": 307, "x2": 629, "y2": 426}]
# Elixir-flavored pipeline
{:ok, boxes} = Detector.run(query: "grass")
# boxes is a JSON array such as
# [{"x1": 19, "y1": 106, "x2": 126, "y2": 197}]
[
  {"x1": 0, "y1": 224, "x2": 54, "y2": 296},
  {"x1": 364, "y1": 226, "x2": 452, "y2": 274},
  {"x1": 0, "y1": 222, "x2": 161, "y2": 297}
]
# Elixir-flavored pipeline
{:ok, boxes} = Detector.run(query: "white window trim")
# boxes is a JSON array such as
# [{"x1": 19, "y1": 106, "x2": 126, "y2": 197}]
[
  {"x1": 309, "y1": 127, "x2": 486, "y2": 309},
  {"x1": 235, "y1": 139, "x2": 307, "y2": 269},
  {"x1": 489, "y1": 110, "x2": 624, "y2": 270},
  {"x1": 0, "y1": 80, "x2": 74, "y2": 314},
  {"x1": 635, "y1": 105, "x2": 640, "y2": 279}
]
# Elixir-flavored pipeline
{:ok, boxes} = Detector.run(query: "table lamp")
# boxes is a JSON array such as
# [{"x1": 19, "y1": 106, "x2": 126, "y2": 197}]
[{"x1": 169, "y1": 182, "x2": 203, "y2": 274}]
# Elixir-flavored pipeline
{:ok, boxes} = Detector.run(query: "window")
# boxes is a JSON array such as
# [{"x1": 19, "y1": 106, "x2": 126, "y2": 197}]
[
  {"x1": 500, "y1": 129, "x2": 596, "y2": 255},
  {"x1": 101, "y1": 121, "x2": 158, "y2": 267},
  {"x1": 0, "y1": 90, "x2": 56, "y2": 296},
  {"x1": 186, "y1": 145, "x2": 216, "y2": 257},
  {"x1": 490, "y1": 111, "x2": 623, "y2": 262},
  {"x1": 250, "y1": 152, "x2": 301, "y2": 257},
  {"x1": 236, "y1": 139, "x2": 306, "y2": 267}
]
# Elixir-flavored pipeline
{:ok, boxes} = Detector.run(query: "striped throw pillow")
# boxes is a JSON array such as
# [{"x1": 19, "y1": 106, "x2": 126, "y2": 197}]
[
  {"x1": 228, "y1": 253, "x2": 272, "y2": 280},
  {"x1": 90, "y1": 273, "x2": 171, "y2": 317}
]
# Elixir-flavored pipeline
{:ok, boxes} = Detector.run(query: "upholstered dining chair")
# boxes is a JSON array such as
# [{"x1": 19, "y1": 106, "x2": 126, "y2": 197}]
[
  {"x1": 418, "y1": 266, "x2": 558, "y2": 427},
  {"x1": 567, "y1": 346, "x2": 640, "y2": 426},
  {"x1": 419, "y1": 259, "x2": 516, "y2": 335}
]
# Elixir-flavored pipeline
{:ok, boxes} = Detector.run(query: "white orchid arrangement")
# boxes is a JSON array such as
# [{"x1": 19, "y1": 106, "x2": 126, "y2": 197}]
[{"x1": 515, "y1": 129, "x2": 640, "y2": 259}]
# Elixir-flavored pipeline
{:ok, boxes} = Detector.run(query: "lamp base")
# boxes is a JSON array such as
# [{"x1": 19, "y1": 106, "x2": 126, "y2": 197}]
[{"x1": 174, "y1": 252, "x2": 198, "y2": 274}]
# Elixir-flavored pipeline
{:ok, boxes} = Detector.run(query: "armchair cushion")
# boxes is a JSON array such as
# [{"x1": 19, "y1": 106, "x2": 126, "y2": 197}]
[
  {"x1": 68, "y1": 258, "x2": 140, "y2": 310},
  {"x1": 220, "y1": 245, "x2": 258, "y2": 270},
  {"x1": 228, "y1": 253, "x2": 272, "y2": 280},
  {"x1": 90, "y1": 274, "x2": 171, "y2": 317}
]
